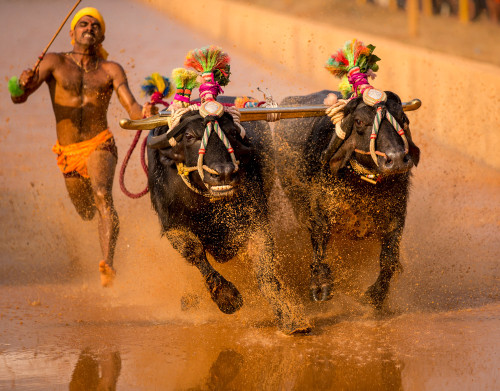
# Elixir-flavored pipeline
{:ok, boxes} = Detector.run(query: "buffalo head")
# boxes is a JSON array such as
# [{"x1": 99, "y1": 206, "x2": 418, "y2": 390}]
[
  {"x1": 148, "y1": 110, "x2": 252, "y2": 198},
  {"x1": 322, "y1": 91, "x2": 420, "y2": 178}
]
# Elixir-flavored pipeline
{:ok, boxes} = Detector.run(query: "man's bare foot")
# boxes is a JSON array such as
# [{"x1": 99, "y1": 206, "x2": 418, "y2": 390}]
[{"x1": 99, "y1": 260, "x2": 116, "y2": 287}]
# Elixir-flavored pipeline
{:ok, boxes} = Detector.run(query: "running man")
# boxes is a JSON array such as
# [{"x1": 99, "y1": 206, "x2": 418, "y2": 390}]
[{"x1": 10, "y1": 7, "x2": 156, "y2": 287}]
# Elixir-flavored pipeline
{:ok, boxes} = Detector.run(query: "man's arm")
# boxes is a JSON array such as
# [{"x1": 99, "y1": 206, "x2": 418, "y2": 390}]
[
  {"x1": 111, "y1": 63, "x2": 157, "y2": 119},
  {"x1": 11, "y1": 53, "x2": 57, "y2": 104}
]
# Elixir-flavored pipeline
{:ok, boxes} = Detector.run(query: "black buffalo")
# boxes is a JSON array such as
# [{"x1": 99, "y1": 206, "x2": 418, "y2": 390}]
[
  {"x1": 147, "y1": 100, "x2": 309, "y2": 334},
  {"x1": 274, "y1": 90, "x2": 420, "y2": 309}
]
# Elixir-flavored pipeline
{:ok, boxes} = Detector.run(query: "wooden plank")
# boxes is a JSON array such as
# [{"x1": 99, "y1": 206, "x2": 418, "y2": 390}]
[{"x1": 119, "y1": 100, "x2": 422, "y2": 130}]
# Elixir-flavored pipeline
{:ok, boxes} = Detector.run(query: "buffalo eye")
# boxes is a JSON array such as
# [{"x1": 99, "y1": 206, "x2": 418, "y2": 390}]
[
  {"x1": 183, "y1": 132, "x2": 196, "y2": 143},
  {"x1": 355, "y1": 119, "x2": 366, "y2": 135}
]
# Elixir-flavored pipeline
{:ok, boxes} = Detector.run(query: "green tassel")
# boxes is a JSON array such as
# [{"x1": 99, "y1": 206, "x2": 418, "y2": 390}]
[{"x1": 8, "y1": 76, "x2": 25, "y2": 97}]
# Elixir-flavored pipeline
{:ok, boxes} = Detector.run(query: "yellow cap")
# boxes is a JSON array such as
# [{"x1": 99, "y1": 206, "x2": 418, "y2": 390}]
[
  {"x1": 70, "y1": 7, "x2": 108, "y2": 59},
  {"x1": 71, "y1": 7, "x2": 105, "y2": 34}
]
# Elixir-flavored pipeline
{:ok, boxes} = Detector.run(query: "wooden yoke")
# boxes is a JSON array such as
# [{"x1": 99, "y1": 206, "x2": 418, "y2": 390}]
[{"x1": 119, "y1": 99, "x2": 421, "y2": 131}]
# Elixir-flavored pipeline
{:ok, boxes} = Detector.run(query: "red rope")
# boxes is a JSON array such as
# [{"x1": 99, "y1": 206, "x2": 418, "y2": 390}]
[{"x1": 119, "y1": 130, "x2": 149, "y2": 198}]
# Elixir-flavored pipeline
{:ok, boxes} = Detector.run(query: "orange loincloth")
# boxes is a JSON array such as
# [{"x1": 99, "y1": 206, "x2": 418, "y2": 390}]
[{"x1": 52, "y1": 129, "x2": 116, "y2": 178}]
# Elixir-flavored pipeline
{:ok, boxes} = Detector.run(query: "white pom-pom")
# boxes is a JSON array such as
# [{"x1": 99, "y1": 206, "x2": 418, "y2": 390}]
[{"x1": 323, "y1": 93, "x2": 338, "y2": 106}]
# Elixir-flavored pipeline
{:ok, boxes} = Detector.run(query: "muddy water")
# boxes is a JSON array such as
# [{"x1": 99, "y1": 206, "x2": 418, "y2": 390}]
[{"x1": 0, "y1": 0, "x2": 499, "y2": 390}]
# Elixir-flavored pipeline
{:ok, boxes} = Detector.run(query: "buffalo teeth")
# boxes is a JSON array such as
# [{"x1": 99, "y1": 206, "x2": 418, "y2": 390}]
[{"x1": 210, "y1": 185, "x2": 233, "y2": 192}]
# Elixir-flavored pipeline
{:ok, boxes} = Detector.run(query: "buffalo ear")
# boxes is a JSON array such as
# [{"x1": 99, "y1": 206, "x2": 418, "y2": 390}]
[
  {"x1": 328, "y1": 138, "x2": 354, "y2": 175},
  {"x1": 409, "y1": 140, "x2": 420, "y2": 167},
  {"x1": 402, "y1": 119, "x2": 420, "y2": 167},
  {"x1": 326, "y1": 98, "x2": 361, "y2": 174}
]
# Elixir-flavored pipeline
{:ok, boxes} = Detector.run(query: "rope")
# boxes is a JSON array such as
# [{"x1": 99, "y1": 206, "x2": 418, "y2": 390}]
[
  {"x1": 370, "y1": 107, "x2": 384, "y2": 166},
  {"x1": 325, "y1": 99, "x2": 349, "y2": 139},
  {"x1": 369, "y1": 107, "x2": 409, "y2": 167},
  {"x1": 196, "y1": 121, "x2": 239, "y2": 182},
  {"x1": 349, "y1": 159, "x2": 380, "y2": 185},
  {"x1": 176, "y1": 162, "x2": 208, "y2": 196},
  {"x1": 224, "y1": 105, "x2": 246, "y2": 138},
  {"x1": 166, "y1": 104, "x2": 199, "y2": 146},
  {"x1": 386, "y1": 110, "x2": 409, "y2": 154},
  {"x1": 119, "y1": 130, "x2": 149, "y2": 198}
]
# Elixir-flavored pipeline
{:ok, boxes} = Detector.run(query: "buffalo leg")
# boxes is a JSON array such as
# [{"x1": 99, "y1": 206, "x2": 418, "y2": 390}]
[
  {"x1": 249, "y1": 228, "x2": 311, "y2": 334},
  {"x1": 165, "y1": 229, "x2": 243, "y2": 314},
  {"x1": 364, "y1": 227, "x2": 403, "y2": 309},
  {"x1": 309, "y1": 206, "x2": 333, "y2": 302}
]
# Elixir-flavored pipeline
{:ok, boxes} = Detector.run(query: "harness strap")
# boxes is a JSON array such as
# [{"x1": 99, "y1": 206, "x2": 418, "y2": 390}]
[
  {"x1": 197, "y1": 120, "x2": 239, "y2": 182},
  {"x1": 355, "y1": 149, "x2": 387, "y2": 158},
  {"x1": 349, "y1": 158, "x2": 380, "y2": 185},
  {"x1": 176, "y1": 162, "x2": 210, "y2": 197},
  {"x1": 368, "y1": 106, "x2": 409, "y2": 166}
]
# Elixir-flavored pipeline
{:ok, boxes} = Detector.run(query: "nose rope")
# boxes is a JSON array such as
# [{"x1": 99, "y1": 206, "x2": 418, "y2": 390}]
[
  {"x1": 197, "y1": 121, "x2": 239, "y2": 182},
  {"x1": 369, "y1": 106, "x2": 409, "y2": 166}
]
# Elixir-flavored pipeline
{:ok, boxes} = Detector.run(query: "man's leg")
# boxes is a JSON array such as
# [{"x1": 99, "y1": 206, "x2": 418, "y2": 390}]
[
  {"x1": 64, "y1": 175, "x2": 96, "y2": 220},
  {"x1": 86, "y1": 149, "x2": 119, "y2": 287}
]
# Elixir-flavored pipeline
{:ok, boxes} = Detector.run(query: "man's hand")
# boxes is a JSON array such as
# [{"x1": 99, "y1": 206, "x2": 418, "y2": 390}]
[
  {"x1": 142, "y1": 102, "x2": 158, "y2": 118},
  {"x1": 18, "y1": 68, "x2": 39, "y2": 91}
]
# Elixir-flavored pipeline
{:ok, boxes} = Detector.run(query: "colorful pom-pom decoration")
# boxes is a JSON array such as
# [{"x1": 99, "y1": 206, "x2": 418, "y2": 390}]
[
  {"x1": 234, "y1": 96, "x2": 262, "y2": 108},
  {"x1": 171, "y1": 68, "x2": 200, "y2": 107},
  {"x1": 184, "y1": 45, "x2": 231, "y2": 87},
  {"x1": 8, "y1": 76, "x2": 25, "y2": 98},
  {"x1": 141, "y1": 73, "x2": 173, "y2": 106},
  {"x1": 325, "y1": 39, "x2": 381, "y2": 98}
]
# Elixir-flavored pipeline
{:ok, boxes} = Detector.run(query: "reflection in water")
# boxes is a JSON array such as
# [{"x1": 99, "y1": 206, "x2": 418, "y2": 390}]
[
  {"x1": 69, "y1": 348, "x2": 121, "y2": 391},
  {"x1": 189, "y1": 350, "x2": 244, "y2": 391},
  {"x1": 292, "y1": 351, "x2": 403, "y2": 391},
  {"x1": 182, "y1": 343, "x2": 402, "y2": 391},
  {"x1": 244, "y1": 350, "x2": 403, "y2": 391}
]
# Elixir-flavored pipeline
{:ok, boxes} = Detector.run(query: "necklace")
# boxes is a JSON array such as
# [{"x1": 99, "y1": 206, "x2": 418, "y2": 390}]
[
  {"x1": 68, "y1": 51, "x2": 92, "y2": 55},
  {"x1": 67, "y1": 52, "x2": 99, "y2": 73}
]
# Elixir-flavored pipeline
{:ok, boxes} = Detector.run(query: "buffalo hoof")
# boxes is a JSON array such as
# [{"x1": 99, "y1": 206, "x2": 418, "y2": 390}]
[
  {"x1": 277, "y1": 305, "x2": 312, "y2": 335},
  {"x1": 310, "y1": 262, "x2": 333, "y2": 302},
  {"x1": 205, "y1": 272, "x2": 243, "y2": 314},
  {"x1": 282, "y1": 321, "x2": 312, "y2": 336},
  {"x1": 362, "y1": 282, "x2": 389, "y2": 310},
  {"x1": 310, "y1": 283, "x2": 333, "y2": 302}
]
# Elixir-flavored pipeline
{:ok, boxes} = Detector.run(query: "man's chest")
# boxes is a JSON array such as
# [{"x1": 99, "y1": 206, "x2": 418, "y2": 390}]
[{"x1": 53, "y1": 64, "x2": 113, "y2": 98}]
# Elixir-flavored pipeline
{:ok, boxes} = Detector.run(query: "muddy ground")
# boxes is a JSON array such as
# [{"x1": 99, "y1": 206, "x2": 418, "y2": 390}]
[{"x1": 0, "y1": 0, "x2": 499, "y2": 390}]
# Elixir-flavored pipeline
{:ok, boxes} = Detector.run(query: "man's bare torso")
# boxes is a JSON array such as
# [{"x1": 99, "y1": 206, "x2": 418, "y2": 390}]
[{"x1": 46, "y1": 52, "x2": 118, "y2": 145}]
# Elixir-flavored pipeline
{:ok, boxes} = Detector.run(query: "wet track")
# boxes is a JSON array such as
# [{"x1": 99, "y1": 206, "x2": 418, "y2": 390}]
[{"x1": 0, "y1": 0, "x2": 499, "y2": 390}]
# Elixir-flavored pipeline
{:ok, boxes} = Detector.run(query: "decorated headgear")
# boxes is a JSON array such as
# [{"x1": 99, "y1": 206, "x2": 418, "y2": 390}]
[
  {"x1": 70, "y1": 7, "x2": 108, "y2": 59},
  {"x1": 325, "y1": 39, "x2": 381, "y2": 101},
  {"x1": 141, "y1": 73, "x2": 173, "y2": 108},
  {"x1": 324, "y1": 39, "x2": 408, "y2": 167},
  {"x1": 177, "y1": 46, "x2": 239, "y2": 183}
]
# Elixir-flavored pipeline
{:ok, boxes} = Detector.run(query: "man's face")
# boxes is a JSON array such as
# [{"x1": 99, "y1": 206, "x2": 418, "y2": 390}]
[{"x1": 71, "y1": 15, "x2": 104, "y2": 47}]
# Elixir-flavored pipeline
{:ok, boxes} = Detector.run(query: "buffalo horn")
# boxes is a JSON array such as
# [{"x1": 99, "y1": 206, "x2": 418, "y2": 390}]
[
  {"x1": 119, "y1": 115, "x2": 167, "y2": 130},
  {"x1": 147, "y1": 131, "x2": 172, "y2": 150},
  {"x1": 119, "y1": 99, "x2": 422, "y2": 131}
]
